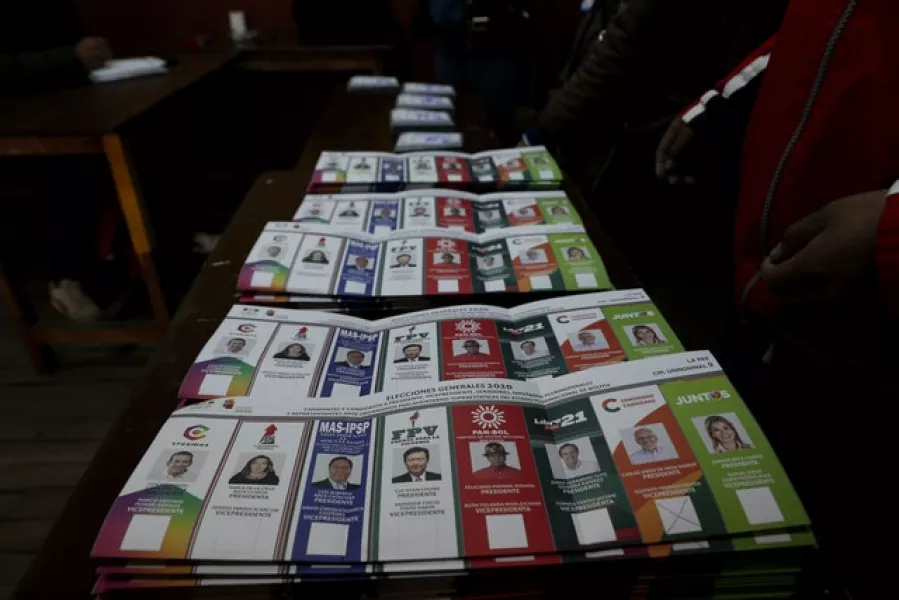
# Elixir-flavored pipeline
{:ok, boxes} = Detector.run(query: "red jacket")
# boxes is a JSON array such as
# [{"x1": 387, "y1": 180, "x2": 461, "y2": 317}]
[{"x1": 682, "y1": 0, "x2": 899, "y2": 320}]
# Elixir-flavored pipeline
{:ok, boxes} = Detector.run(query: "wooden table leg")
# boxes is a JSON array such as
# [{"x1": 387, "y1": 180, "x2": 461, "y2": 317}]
[
  {"x1": 0, "y1": 261, "x2": 53, "y2": 373},
  {"x1": 102, "y1": 134, "x2": 170, "y2": 331}
]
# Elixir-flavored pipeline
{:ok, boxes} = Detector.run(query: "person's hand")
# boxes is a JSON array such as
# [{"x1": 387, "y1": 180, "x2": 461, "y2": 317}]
[
  {"x1": 517, "y1": 137, "x2": 529, "y2": 148},
  {"x1": 75, "y1": 37, "x2": 112, "y2": 70},
  {"x1": 655, "y1": 117, "x2": 695, "y2": 184},
  {"x1": 760, "y1": 190, "x2": 888, "y2": 308}
]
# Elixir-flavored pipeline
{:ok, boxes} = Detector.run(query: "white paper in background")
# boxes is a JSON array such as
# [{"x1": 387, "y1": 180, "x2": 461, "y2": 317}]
[
  {"x1": 90, "y1": 57, "x2": 167, "y2": 83},
  {"x1": 191, "y1": 421, "x2": 308, "y2": 560}
]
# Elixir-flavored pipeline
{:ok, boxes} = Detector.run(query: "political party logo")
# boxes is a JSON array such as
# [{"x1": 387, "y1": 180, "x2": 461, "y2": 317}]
[
  {"x1": 409, "y1": 410, "x2": 420, "y2": 428},
  {"x1": 183, "y1": 425, "x2": 209, "y2": 440},
  {"x1": 273, "y1": 235, "x2": 287, "y2": 243},
  {"x1": 601, "y1": 398, "x2": 621, "y2": 413},
  {"x1": 266, "y1": 309, "x2": 276, "y2": 317},
  {"x1": 317, "y1": 237, "x2": 327, "y2": 247},
  {"x1": 436, "y1": 238, "x2": 457, "y2": 251},
  {"x1": 240, "y1": 307, "x2": 260, "y2": 315},
  {"x1": 259, "y1": 424, "x2": 277, "y2": 445},
  {"x1": 611, "y1": 311, "x2": 656, "y2": 320},
  {"x1": 294, "y1": 327, "x2": 308, "y2": 340},
  {"x1": 223, "y1": 399, "x2": 235, "y2": 410},
  {"x1": 455, "y1": 320, "x2": 481, "y2": 335},
  {"x1": 237, "y1": 323, "x2": 256, "y2": 333},
  {"x1": 675, "y1": 390, "x2": 732, "y2": 406},
  {"x1": 471, "y1": 405, "x2": 505, "y2": 430},
  {"x1": 502, "y1": 322, "x2": 544, "y2": 337}
]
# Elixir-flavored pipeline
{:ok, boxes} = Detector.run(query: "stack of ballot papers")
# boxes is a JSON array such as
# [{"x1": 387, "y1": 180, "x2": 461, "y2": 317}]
[
  {"x1": 403, "y1": 81, "x2": 456, "y2": 97},
  {"x1": 235, "y1": 224, "x2": 612, "y2": 300},
  {"x1": 395, "y1": 93, "x2": 455, "y2": 113},
  {"x1": 176, "y1": 290, "x2": 684, "y2": 401},
  {"x1": 293, "y1": 189, "x2": 585, "y2": 234},
  {"x1": 390, "y1": 108, "x2": 455, "y2": 134},
  {"x1": 91, "y1": 350, "x2": 817, "y2": 596},
  {"x1": 309, "y1": 146, "x2": 564, "y2": 193},
  {"x1": 347, "y1": 75, "x2": 401, "y2": 94},
  {"x1": 395, "y1": 132, "x2": 464, "y2": 153}
]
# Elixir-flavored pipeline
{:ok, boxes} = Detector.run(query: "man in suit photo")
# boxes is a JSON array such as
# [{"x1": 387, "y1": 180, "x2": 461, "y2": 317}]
[
  {"x1": 311, "y1": 456, "x2": 360, "y2": 490},
  {"x1": 392, "y1": 446, "x2": 442, "y2": 483},
  {"x1": 394, "y1": 344, "x2": 429, "y2": 363},
  {"x1": 335, "y1": 350, "x2": 366, "y2": 370}
]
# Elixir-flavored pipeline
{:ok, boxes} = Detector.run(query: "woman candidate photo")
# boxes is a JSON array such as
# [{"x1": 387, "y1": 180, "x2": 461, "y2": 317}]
[
  {"x1": 704, "y1": 416, "x2": 752, "y2": 453},
  {"x1": 632, "y1": 325, "x2": 665, "y2": 345},
  {"x1": 274, "y1": 343, "x2": 311, "y2": 361},
  {"x1": 229, "y1": 455, "x2": 280, "y2": 485}
]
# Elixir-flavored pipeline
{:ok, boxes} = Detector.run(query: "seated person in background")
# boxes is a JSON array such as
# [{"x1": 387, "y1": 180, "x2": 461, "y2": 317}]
[{"x1": 1, "y1": 6, "x2": 115, "y2": 321}]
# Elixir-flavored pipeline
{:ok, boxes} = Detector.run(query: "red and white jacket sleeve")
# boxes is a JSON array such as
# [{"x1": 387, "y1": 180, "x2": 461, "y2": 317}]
[
  {"x1": 878, "y1": 181, "x2": 899, "y2": 318},
  {"x1": 680, "y1": 36, "x2": 778, "y2": 133}
]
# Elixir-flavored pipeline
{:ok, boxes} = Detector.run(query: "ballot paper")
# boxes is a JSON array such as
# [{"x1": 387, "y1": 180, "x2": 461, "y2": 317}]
[
  {"x1": 294, "y1": 190, "x2": 581, "y2": 234},
  {"x1": 390, "y1": 109, "x2": 455, "y2": 133},
  {"x1": 395, "y1": 94, "x2": 455, "y2": 112},
  {"x1": 90, "y1": 57, "x2": 168, "y2": 83},
  {"x1": 235, "y1": 224, "x2": 612, "y2": 298},
  {"x1": 95, "y1": 352, "x2": 810, "y2": 567},
  {"x1": 403, "y1": 82, "x2": 457, "y2": 97},
  {"x1": 308, "y1": 146, "x2": 563, "y2": 193},
  {"x1": 394, "y1": 132, "x2": 464, "y2": 153},
  {"x1": 177, "y1": 288, "x2": 683, "y2": 401},
  {"x1": 347, "y1": 75, "x2": 400, "y2": 93}
]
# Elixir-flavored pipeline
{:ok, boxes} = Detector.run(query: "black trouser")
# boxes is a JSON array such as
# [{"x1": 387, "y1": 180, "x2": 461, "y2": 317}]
[{"x1": 1, "y1": 154, "x2": 108, "y2": 284}]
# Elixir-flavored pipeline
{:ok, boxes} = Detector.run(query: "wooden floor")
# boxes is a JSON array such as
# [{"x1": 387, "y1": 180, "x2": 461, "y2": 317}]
[{"x1": 0, "y1": 315, "x2": 155, "y2": 599}]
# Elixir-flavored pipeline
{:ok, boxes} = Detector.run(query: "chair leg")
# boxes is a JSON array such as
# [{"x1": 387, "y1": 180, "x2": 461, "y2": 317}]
[{"x1": 0, "y1": 261, "x2": 55, "y2": 374}]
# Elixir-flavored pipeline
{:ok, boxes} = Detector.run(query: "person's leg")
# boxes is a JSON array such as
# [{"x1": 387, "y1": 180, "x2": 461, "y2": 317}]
[
  {"x1": 46, "y1": 155, "x2": 109, "y2": 321},
  {"x1": 470, "y1": 53, "x2": 527, "y2": 146}
]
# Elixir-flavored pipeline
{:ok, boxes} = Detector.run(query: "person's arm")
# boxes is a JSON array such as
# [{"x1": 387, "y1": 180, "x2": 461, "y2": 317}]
[
  {"x1": 877, "y1": 182, "x2": 899, "y2": 318},
  {"x1": 656, "y1": 35, "x2": 776, "y2": 180},
  {"x1": 0, "y1": 46, "x2": 87, "y2": 90},
  {"x1": 528, "y1": 0, "x2": 700, "y2": 147},
  {"x1": 679, "y1": 34, "x2": 777, "y2": 136}
]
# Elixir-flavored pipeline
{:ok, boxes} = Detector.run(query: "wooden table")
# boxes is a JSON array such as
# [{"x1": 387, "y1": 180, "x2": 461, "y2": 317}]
[
  {"x1": 0, "y1": 52, "x2": 235, "y2": 372},
  {"x1": 232, "y1": 40, "x2": 394, "y2": 74},
  {"x1": 11, "y1": 87, "x2": 636, "y2": 599}
]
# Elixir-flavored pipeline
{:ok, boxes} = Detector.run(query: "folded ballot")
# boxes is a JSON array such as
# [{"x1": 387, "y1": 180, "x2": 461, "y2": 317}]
[
  {"x1": 96, "y1": 351, "x2": 809, "y2": 567},
  {"x1": 236, "y1": 223, "x2": 612, "y2": 299},
  {"x1": 90, "y1": 57, "x2": 167, "y2": 84},
  {"x1": 390, "y1": 108, "x2": 455, "y2": 134},
  {"x1": 394, "y1": 132, "x2": 464, "y2": 153},
  {"x1": 294, "y1": 189, "x2": 582, "y2": 234},
  {"x1": 309, "y1": 146, "x2": 563, "y2": 193},
  {"x1": 403, "y1": 81, "x2": 456, "y2": 97},
  {"x1": 395, "y1": 94, "x2": 455, "y2": 112},
  {"x1": 347, "y1": 75, "x2": 400, "y2": 94},
  {"x1": 176, "y1": 288, "x2": 682, "y2": 401}
]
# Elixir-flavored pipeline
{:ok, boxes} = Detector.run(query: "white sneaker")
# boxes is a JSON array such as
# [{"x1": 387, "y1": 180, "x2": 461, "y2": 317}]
[{"x1": 49, "y1": 279, "x2": 102, "y2": 322}]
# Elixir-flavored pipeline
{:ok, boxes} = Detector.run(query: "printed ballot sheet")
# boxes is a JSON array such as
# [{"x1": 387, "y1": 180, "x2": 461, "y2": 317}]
[
  {"x1": 295, "y1": 190, "x2": 582, "y2": 235},
  {"x1": 237, "y1": 224, "x2": 611, "y2": 298},
  {"x1": 179, "y1": 289, "x2": 683, "y2": 401},
  {"x1": 95, "y1": 352, "x2": 810, "y2": 565},
  {"x1": 308, "y1": 146, "x2": 563, "y2": 193}
]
